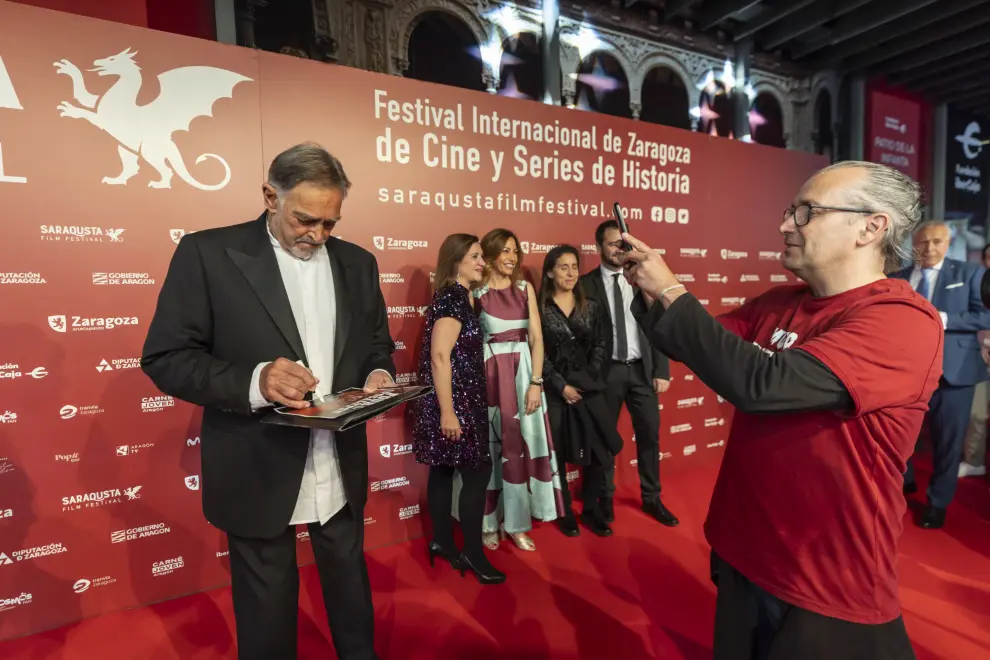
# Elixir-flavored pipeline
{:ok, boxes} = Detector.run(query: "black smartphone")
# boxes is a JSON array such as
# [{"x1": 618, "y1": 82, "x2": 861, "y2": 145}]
[{"x1": 612, "y1": 202, "x2": 631, "y2": 251}]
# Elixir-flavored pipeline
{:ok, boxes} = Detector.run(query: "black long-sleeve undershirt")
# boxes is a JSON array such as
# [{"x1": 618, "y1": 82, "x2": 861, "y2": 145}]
[{"x1": 636, "y1": 294, "x2": 852, "y2": 415}]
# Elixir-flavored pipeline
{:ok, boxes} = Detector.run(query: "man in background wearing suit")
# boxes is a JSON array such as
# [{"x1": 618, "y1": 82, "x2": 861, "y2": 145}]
[
  {"x1": 895, "y1": 220, "x2": 990, "y2": 528},
  {"x1": 581, "y1": 220, "x2": 679, "y2": 527},
  {"x1": 142, "y1": 143, "x2": 395, "y2": 659}
]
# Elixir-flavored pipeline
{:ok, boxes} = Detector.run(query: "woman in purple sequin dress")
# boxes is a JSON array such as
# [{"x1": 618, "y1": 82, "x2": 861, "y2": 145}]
[{"x1": 413, "y1": 234, "x2": 505, "y2": 584}]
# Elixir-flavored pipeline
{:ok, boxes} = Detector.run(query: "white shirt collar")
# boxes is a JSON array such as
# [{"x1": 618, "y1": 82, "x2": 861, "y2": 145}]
[{"x1": 600, "y1": 263, "x2": 623, "y2": 280}]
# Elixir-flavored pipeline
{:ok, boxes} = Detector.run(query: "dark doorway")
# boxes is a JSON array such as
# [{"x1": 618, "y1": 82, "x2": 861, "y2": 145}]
[{"x1": 407, "y1": 12, "x2": 485, "y2": 92}]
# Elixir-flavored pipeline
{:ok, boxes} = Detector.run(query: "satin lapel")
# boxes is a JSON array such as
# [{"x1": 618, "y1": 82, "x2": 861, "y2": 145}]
[
  {"x1": 226, "y1": 218, "x2": 308, "y2": 365},
  {"x1": 327, "y1": 239, "x2": 352, "y2": 370}
]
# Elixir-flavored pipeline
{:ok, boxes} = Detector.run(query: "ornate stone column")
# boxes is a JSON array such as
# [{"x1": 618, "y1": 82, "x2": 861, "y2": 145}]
[
  {"x1": 483, "y1": 72, "x2": 499, "y2": 94},
  {"x1": 391, "y1": 57, "x2": 409, "y2": 77},
  {"x1": 235, "y1": 0, "x2": 267, "y2": 48},
  {"x1": 630, "y1": 102, "x2": 641, "y2": 120},
  {"x1": 363, "y1": 2, "x2": 388, "y2": 73},
  {"x1": 311, "y1": 0, "x2": 339, "y2": 62}
]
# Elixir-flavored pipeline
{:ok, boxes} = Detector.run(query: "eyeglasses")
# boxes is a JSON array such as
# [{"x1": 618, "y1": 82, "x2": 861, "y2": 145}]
[{"x1": 784, "y1": 204, "x2": 877, "y2": 227}]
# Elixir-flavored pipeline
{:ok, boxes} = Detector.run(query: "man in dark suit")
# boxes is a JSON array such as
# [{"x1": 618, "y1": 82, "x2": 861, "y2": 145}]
[
  {"x1": 142, "y1": 143, "x2": 395, "y2": 659},
  {"x1": 580, "y1": 220, "x2": 679, "y2": 526},
  {"x1": 894, "y1": 220, "x2": 990, "y2": 528}
]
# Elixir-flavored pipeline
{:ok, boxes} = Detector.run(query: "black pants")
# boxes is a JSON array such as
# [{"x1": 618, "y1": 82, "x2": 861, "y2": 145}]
[
  {"x1": 227, "y1": 503, "x2": 376, "y2": 660},
  {"x1": 603, "y1": 361, "x2": 661, "y2": 503},
  {"x1": 546, "y1": 397, "x2": 606, "y2": 517},
  {"x1": 427, "y1": 463, "x2": 492, "y2": 561},
  {"x1": 712, "y1": 553, "x2": 915, "y2": 660},
  {"x1": 905, "y1": 381, "x2": 976, "y2": 509}
]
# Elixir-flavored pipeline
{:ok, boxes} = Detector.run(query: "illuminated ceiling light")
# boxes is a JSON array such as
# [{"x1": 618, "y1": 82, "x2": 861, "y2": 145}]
[
  {"x1": 744, "y1": 82, "x2": 756, "y2": 103},
  {"x1": 748, "y1": 109, "x2": 766, "y2": 128},
  {"x1": 542, "y1": 0, "x2": 559, "y2": 36},
  {"x1": 562, "y1": 27, "x2": 602, "y2": 61},
  {"x1": 695, "y1": 70, "x2": 715, "y2": 92},
  {"x1": 479, "y1": 37, "x2": 503, "y2": 73},
  {"x1": 721, "y1": 59, "x2": 736, "y2": 90},
  {"x1": 486, "y1": 5, "x2": 526, "y2": 37}
]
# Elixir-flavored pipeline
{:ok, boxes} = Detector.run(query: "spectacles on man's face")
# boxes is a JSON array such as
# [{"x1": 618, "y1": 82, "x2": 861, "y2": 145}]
[{"x1": 784, "y1": 203, "x2": 877, "y2": 227}]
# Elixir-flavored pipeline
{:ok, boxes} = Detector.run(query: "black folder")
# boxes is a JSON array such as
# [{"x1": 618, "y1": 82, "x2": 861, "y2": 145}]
[{"x1": 260, "y1": 386, "x2": 433, "y2": 432}]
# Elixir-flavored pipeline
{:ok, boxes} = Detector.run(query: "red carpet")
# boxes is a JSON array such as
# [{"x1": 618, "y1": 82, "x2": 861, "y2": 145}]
[{"x1": 2, "y1": 460, "x2": 989, "y2": 659}]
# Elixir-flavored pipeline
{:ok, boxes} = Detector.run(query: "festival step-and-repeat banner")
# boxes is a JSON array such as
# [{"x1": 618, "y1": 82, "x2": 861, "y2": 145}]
[{"x1": 0, "y1": 0, "x2": 825, "y2": 639}]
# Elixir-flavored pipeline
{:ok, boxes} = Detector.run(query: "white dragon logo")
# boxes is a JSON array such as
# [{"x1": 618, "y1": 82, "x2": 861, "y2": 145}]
[{"x1": 53, "y1": 48, "x2": 251, "y2": 191}]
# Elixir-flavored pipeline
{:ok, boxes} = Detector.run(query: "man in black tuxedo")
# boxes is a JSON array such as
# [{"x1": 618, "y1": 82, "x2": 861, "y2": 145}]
[
  {"x1": 142, "y1": 143, "x2": 395, "y2": 660},
  {"x1": 580, "y1": 220, "x2": 679, "y2": 527}
]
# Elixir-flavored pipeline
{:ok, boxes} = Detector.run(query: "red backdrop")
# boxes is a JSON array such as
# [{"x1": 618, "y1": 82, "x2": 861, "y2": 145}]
[{"x1": 0, "y1": 0, "x2": 825, "y2": 639}]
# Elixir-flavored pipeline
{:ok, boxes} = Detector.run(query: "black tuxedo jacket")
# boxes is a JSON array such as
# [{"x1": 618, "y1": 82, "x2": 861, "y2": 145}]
[
  {"x1": 580, "y1": 269, "x2": 670, "y2": 382},
  {"x1": 142, "y1": 215, "x2": 395, "y2": 539}
]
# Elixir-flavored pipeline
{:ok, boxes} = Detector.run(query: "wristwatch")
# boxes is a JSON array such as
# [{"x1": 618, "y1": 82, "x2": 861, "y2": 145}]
[{"x1": 530, "y1": 377, "x2": 543, "y2": 386}]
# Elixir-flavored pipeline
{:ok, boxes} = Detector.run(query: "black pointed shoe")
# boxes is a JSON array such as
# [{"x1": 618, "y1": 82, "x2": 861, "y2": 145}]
[
  {"x1": 580, "y1": 512, "x2": 613, "y2": 537},
  {"x1": 643, "y1": 500, "x2": 680, "y2": 527},
  {"x1": 918, "y1": 505, "x2": 946, "y2": 529},
  {"x1": 427, "y1": 541, "x2": 460, "y2": 569}
]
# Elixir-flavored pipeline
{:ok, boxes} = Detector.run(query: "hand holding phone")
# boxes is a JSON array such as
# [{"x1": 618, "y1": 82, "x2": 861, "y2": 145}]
[{"x1": 612, "y1": 202, "x2": 631, "y2": 252}]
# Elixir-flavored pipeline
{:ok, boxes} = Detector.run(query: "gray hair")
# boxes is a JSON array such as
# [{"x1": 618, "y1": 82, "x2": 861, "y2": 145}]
[
  {"x1": 267, "y1": 142, "x2": 351, "y2": 197},
  {"x1": 816, "y1": 160, "x2": 923, "y2": 271},
  {"x1": 912, "y1": 219, "x2": 949, "y2": 236}
]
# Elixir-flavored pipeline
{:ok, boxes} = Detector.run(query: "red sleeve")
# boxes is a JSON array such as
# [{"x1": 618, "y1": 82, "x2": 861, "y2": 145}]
[{"x1": 798, "y1": 300, "x2": 944, "y2": 415}]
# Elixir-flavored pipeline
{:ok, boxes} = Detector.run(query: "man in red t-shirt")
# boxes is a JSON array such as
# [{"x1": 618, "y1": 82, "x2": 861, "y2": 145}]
[{"x1": 619, "y1": 161, "x2": 943, "y2": 659}]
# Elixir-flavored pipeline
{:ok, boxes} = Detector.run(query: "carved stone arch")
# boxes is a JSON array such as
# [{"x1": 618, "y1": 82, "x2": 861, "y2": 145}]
[
  {"x1": 558, "y1": 31, "x2": 635, "y2": 85},
  {"x1": 810, "y1": 70, "x2": 839, "y2": 128},
  {"x1": 390, "y1": 0, "x2": 491, "y2": 76},
  {"x1": 489, "y1": 14, "x2": 542, "y2": 83},
  {"x1": 808, "y1": 70, "x2": 838, "y2": 156},
  {"x1": 810, "y1": 71, "x2": 839, "y2": 113},
  {"x1": 558, "y1": 31, "x2": 636, "y2": 111},
  {"x1": 630, "y1": 53, "x2": 693, "y2": 110},
  {"x1": 751, "y1": 78, "x2": 793, "y2": 148}
]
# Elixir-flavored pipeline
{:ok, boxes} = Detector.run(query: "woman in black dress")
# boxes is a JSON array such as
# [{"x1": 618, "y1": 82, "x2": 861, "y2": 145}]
[
  {"x1": 539, "y1": 245, "x2": 624, "y2": 537},
  {"x1": 412, "y1": 233, "x2": 505, "y2": 584}
]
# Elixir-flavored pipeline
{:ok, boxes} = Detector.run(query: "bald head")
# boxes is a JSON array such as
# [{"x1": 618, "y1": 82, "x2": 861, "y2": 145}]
[{"x1": 912, "y1": 221, "x2": 950, "y2": 268}]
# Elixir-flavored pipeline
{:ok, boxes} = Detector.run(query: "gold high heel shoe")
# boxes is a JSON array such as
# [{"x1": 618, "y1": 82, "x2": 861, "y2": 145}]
[
  {"x1": 482, "y1": 531, "x2": 500, "y2": 551},
  {"x1": 502, "y1": 527, "x2": 536, "y2": 552}
]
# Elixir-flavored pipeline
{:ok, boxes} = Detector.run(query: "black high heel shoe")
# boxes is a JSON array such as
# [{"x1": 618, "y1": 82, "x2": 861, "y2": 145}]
[
  {"x1": 427, "y1": 541, "x2": 460, "y2": 569},
  {"x1": 457, "y1": 553, "x2": 506, "y2": 585}
]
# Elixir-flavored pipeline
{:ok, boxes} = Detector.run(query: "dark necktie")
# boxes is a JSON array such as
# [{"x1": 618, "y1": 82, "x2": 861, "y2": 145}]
[
  {"x1": 916, "y1": 268, "x2": 932, "y2": 300},
  {"x1": 613, "y1": 273, "x2": 628, "y2": 361}
]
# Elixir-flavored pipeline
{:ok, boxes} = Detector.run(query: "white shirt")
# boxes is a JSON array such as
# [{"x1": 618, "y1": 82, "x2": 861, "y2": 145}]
[
  {"x1": 600, "y1": 265, "x2": 642, "y2": 361},
  {"x1": 249, "y1": 228, "x2": 345, "y2": 526},
  {"x1": 909, "y1": 260, "x2": 948, "y2": 329}
]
